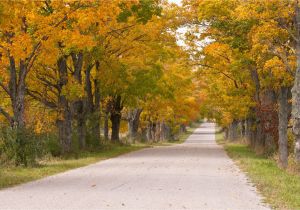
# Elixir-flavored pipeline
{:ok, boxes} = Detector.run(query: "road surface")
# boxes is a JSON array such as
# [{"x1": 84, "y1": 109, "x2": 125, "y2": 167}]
[{"x1": 0, "y1": 123, "x2": 270, "y2": 210}]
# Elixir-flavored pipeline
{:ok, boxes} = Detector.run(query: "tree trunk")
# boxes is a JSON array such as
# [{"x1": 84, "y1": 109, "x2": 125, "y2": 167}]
[
  {"x1": 228, "y1": 120, "x2": 239, "y2": 141},
  {"x1": 256, "y1": 89, "x2": 278, "y2": 154},
  {"x1": 180, "y1": 124, "x2": 187, "y2": 134},
  {"x1": 160, "y1": 122, "x2": 166, "y2": 141},
  {"x1": 151, "y1": 122, "x2": 157, "y2": 142},
  {"x1": 111, "y1": 113, "x2": 121, "y2": 142},
  {"x1": 278, "y1": 86, "x2": 289, "y2": 168},
  {"x1": 292, "y1": 1, "x2": 300, "y2": 163},
  {"x1": 92, "y1": 79, "x2": 101, "y2": 143},
  {"x1": 128, "y1": 108, "x2": 142, "y2": 143},
  {"x1": 7, "y1": 57, "x2": 27, "y2": 128},
  {"x1": 104, "y1": 111, "x2": 109, "y2": 141},
  {"x1": 155, "y1": 121, "x2": 160, "y2": 142},
  {"x1": 13, "y1": 69, "x2": 26, "y2": 166},
  {"x1": 164, "y1": 123, "x2": 174, "y2": 141},
  {"x1": 146, "y1": 121, "x2": 153, "y2": 142},
  {"x1": 57, "y1": 57, "x2": 72, "y2": 154},
  {"x1": 110, "y1": 95, "x2": 123, "y2": 143},
  {"x1": 56, "y1": 107, "x2": 72, "y2": 154},
  {"x1": 240, "y1": 120, "x2": 246, "y2": 138},
  {"x1": 77, "y1": 101, "x2": 86, "y2": 149},
  {"x1": 245, "y1": 117, "x2": 255, "y2": 146},
  {"x1": 85, "y1": 62, "x2": 101, "y2": 143},
  {"x1": 224, "y1": 128, "x2": 229, "y2": 140},
  {"x1": 141, "y1": 127, "x2": 147, "y2": 141},
  {"x1": 71, "y1": 52, "x2": 86, "y2": 149}
]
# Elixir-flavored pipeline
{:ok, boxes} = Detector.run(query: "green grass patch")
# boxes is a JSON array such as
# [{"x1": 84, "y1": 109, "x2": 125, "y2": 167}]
[
  {"x1": 222, "y1": 141, "x2": 300, "y2": 209},
  {"x1": 215, "y1": 129, "x2": 225, "y2": 144},
  {"x1": 0, "y1": 144, "x2": 147, "y2": 190}
]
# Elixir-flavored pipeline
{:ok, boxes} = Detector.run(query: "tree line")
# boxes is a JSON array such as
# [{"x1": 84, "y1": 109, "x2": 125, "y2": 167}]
[
  {"x1": 183, "y1": 0, "x2": 300, "y2": 169},
  {"x1": 0, "y1": 0, "x2": 200, "y2": 166}
]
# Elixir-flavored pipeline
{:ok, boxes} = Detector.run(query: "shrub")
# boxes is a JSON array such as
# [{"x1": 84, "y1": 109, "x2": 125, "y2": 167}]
[
  {"x1": 44, "y1": 133, "x2": 61, "y2": 157},
  {"x1": 0, "y1": 127, "x2": 47, "y2": 166}
]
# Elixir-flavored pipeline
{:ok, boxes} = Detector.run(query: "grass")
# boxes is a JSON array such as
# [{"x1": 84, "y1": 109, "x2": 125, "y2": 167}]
[
  {"x1": 0, "y1": 124, "x2": 198, "y2": 190},
  {"x1": 217, "y1": 132, "x2": 300, "y2": 210}
]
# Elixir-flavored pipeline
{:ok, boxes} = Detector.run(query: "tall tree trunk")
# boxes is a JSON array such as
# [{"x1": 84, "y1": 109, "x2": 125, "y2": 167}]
[
  {"x1": 56, "y1": 106, "x2": 72, "y2": 154},
  {"x1": 278, "y1": 86, "x2": 289, "y2": 168},
  {"x1": 92, "y1": 78, "x2": 101, "y2": 142},
  {"x1": 256, "y1": 89, "x2": 278, "y2": 154},
  {"x1": 85, "y1": 62, "x2": 101, "y2": 144},
  {"x1": 160, "y1": 121, "x2": 166, "y2": 141},
  {"x1": 151, "y1": 122, "x2": 157, "y2": 142},
  {"x1": 141, "y1": 127, "x2": 147, "y2": 141},
  {"x1": 7, "y1": 57, "x2": 27, "y2": 128},
  {"x1": 111, "y1": 113, "x2": 121, "y2": 142},
  {"x1": 104, "y1": 111, "x2": 109, "y2": 141},
  {"x1": 240, "y1": 120, "x2": 246, "y2": 138},
  {"x1": 245, "y1": 117, "x2": 255, "y2": 146},
  {"x1": 146, "y1": 121, "x2": 153, "y2": 142},
  {"x1": 110, "y1": 95, "x2": 123, "y2": 142},
  {"x1": 155, "y1": 121, "x2": 161, "y2": 142},
  {"x1": 180, "y1": 124, "x2": 187, "y2": 134},
  {"x1": 128, "y1": 108, "x2": 142, "y2": 143},
  {"x1": 292, "y1": 1, "x2": 300, "y2": 163},
  {"x1": 228, "y1": 120, "x2": 239, "y2": 141},
  {"x1": 75, "y1": 101, "x2": 86, "y2": 149},
  {"x1": 13, "y1": 63, "x2": 27, "y2": 166},
  {"x1": 165, "y1": 123, "x2": 174, "y2": 141},
  {"x1": 57, "y1": 57, "x2": 72, "y2": 154},
  {"x1": 71, "y1": 52, "x2": 86, "y2": 149}
]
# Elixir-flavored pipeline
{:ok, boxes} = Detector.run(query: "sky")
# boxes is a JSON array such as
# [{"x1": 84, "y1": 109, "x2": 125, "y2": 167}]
[{"x1": 168, "y1": 0, "x2": 182, "y2": 5}]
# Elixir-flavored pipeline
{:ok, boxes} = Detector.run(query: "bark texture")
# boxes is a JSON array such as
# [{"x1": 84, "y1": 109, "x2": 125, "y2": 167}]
[
  {"x1": 228, "y1": 120, "x2": 239, "y2": 141},
  {"x1": 110, "y1": 95, "x2": 123, "y2": 142},
  {"x1": 292, "y1": 1, "x2": 300, "y2": 163},
  {"x1": 128, "y1": 108, "x2": 142, "y2": 143},
  {"x1": 57, "y1": 57, "x2": 72, "y2": 153},
  {"x1": 278, "y1": 87, "x2": 289, "y2": 168}
]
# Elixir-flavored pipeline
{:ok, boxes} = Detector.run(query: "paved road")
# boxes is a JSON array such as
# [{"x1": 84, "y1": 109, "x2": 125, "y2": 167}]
[{"x1": 0, "y1": 123, "x2": 270, "y2": 210}]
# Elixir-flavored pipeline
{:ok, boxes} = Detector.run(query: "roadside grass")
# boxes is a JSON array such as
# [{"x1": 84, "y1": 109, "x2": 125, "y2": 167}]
[
  {"x1": 0, "y1": 124, "x2": 198, "y2": 190},
  {"x1": 217, "y1": 132, "x2": 300, "y2": 210}
]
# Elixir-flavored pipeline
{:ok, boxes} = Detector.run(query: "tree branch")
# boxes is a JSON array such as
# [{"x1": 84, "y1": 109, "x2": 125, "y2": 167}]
[
  {"x1": 27, "y1": 89, "x2": 57, "y2": 109},
  {"x1": 0, "y1": 81, "x2": 10, "y2": 96},
  {"x1": 0, "y1": 106, "x2": 13, "y2": 125}
]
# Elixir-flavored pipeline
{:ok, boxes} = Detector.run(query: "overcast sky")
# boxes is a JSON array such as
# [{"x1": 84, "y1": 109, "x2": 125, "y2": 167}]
[{"x1": 168, "y1": 0, "x2": 182, "y2": 5}]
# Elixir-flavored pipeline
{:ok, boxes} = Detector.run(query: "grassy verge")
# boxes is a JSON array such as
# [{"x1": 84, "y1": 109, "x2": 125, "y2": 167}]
[
  {"x1": 217, "y1": 133, "x2": 300, "y2": 209},
  {"x1": 0, "y1": 124, "x2": 198, "y2": 190}
]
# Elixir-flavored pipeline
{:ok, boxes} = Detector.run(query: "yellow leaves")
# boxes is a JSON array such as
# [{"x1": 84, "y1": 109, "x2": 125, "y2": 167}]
[
  {"x1": 66, "y1": 30, "x2": 95, "y2": 50},
  {"x1": 250, "y1": 21, "x2": 289, "y2": 48},
  {"x1": 61, "y1": 77, "x2": 85, "y2": 101},
  {"x1": 204, "y1": 42, "x2": 232, "y2": 60},
  {"x1": 198, "y1": 0, "x2": 237, "y2": 21},
  {"x1": 34, "y1": 119, "x2": 43, "y2": 134},
  {"x1": 10, "y1": 33, "x2": 33, "y2": 60},
  {"x1": 235, "y1": 0, "x2": 292, "y2": 21},
  {"x1": 262, "y1": 56, "x2": 294, "y2": 88}
]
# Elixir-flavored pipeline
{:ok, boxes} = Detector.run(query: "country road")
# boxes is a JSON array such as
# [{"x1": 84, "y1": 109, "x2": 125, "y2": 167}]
[{"x1": 0, "y1": 123, "x2": 270, "y2": 210}]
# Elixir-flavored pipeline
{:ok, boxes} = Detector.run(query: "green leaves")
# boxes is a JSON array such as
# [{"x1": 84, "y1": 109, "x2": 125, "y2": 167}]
[{"x1": 118, "y1": 0, "x2": 162, "y2": 24}]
